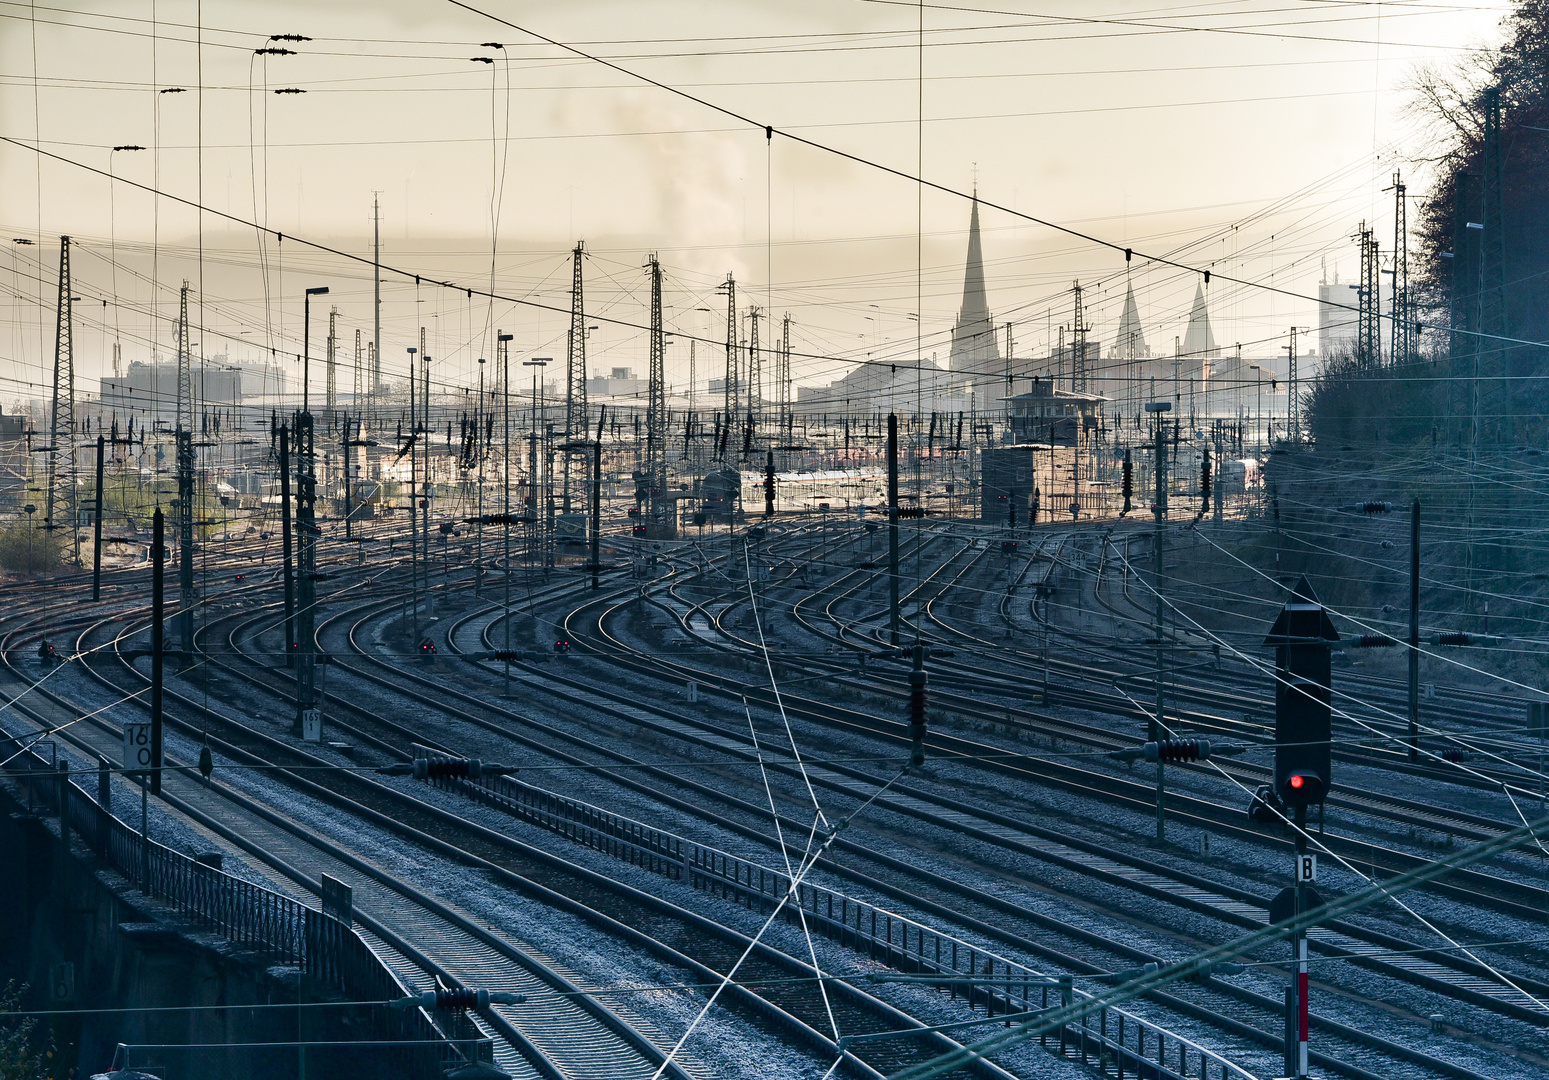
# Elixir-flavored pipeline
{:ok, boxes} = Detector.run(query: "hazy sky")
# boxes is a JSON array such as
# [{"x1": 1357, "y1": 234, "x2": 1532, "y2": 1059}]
[{"x1": 0, "y1": 0, "x2": 1512, "y2": 405}]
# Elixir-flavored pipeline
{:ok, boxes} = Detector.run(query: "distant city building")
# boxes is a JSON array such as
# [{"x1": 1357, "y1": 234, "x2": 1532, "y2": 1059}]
[
  {"x1": 1318, "y1": 274, "x2": 1389, "y2": 362},
  {"x1": 99, "y1": 361, "x2": 241, "y2": 427},
  {"x1": 794, "y1": 356, "x2": 967, "y2": 415},
  {"x1": 587, "y1": 366, "x2": 645, "y2": 397},
  {"x1": 0, "y1": 406, "x2": 25, "y2": 510}
]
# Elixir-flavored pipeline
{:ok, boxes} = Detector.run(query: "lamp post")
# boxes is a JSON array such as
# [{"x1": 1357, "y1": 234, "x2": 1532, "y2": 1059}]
[
  {"x1": 523, "y1": 357, "x2": 549, "y2": 575},
  {"x1": 302, "y1": 286, "x2": 329, "y2": 414},
  {"x1": 498, "y1": 332, "x2": 514, "y2": 695},
  {"x1": 476, "y1": 355, "x2": 486, "y2": 591},
  {"x1": 1249, "y1": 364, "x2": 1263, "y2": 453}
]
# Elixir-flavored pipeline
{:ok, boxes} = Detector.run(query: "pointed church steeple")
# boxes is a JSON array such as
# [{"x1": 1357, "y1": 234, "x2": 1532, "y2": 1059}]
[
  {"x1": 1182, "y1": 281, "x2": 1219, "y2": 359},
  {"x1": 1113, "y1": 281, "x2": 1148, "y2": 359},
  {"x1": 949, "y1": 192, "x2": 1000, "y2": 373}
]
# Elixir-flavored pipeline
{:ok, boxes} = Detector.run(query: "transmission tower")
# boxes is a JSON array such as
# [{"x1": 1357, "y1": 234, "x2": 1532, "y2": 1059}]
[
  {"x1": 175, "y1": 281, "x2": 192, "y2": 435},
  {"x1": 1389, "y1": 172, "x2": 1411, "y2": 364},
  {"x1": 325, "y1": 306, "x2": 338, "y2": 416},
  {"x1": 1071, "y1": 281, "x2": 1088, "y2": 393},
  {"x1": 45, "y1": 236, "x2": 75, "y2": 548},
  {"x1": 353, "y1": 328, "x2": 363, "y2": 403},
  {"x1": 645, "y1": 254, "x2": 667, "y2": 530}
]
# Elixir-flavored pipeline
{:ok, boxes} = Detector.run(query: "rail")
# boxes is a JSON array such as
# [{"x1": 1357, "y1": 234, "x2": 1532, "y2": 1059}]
[
  {"x1": 1, "y1": 734, "x2": 488, "y2": 1080},
  {"x1": 413, "y1": 744, "x2": 1259, "y2": 1080}
]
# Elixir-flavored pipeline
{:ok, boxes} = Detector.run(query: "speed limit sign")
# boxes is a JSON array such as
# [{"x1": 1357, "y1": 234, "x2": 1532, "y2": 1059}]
[{"x1": 123, "y1": 722, "x2": 152, "y2": 772}]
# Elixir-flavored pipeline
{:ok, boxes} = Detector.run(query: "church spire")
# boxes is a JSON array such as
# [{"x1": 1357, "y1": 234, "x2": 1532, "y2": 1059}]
[
  {"x1": 1182, "y1": 280, "x2": 1219, "y2": 359},
  {"x1": 949, "y1": 192, "x2": 999, "y2": 372},
  {"x1": 1113, "y1": 281, "x2": 1148, "y2": 359}
]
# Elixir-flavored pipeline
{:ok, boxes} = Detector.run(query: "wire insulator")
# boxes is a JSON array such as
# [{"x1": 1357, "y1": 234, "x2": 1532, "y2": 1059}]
[{"x1": 1143, "y1": 739, "x2": 1210, "y2": 763}]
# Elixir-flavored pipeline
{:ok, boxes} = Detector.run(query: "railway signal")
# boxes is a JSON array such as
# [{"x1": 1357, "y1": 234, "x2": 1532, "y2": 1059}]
[
  {"x1": 1262, "y1": 574, "x2": 1337, "y2": 1080},
  {"x1": 1264, "y1": 576, "x2": 1338, "y2": 811}
]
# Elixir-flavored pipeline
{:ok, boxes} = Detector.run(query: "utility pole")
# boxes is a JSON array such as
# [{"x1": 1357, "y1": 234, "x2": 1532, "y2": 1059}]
[
  {"x1": 1071, "y1": 282, "x2": 1088, "y2": 394},
  {"x1": 407, "y1": 347, "x2": 419, "y2": 641},
  {"x1": 499, "y1": 331, "x2": 514, "y2": 695},
  {"x1": 1147, "y1": 400, "x2": 1171, "y2": 842},
  {"x1": 46, "y1": 236, "x2": 76, "y2": 557},
  {"x1": 176, "y1": 428, "x2": 196, "y2": 659},
  {"x1": 645, "y1": 255, "x2": 667, "y2": 534},
  {"x1": 421, "y1": 347, "x2": 432, "y2": 618},
  {"x1": 476, "y1": 355, "x2": 486, "y2": 592},
  {"x1": 92, "y1": 435, "x2": 105, "y2": 601},
  {"x1": 1388, "y1": 172, "x2": 1410, "y2": 365},
  {"x1": 778, "y1": 313, "x2": 792, "y2": 437},
  {"x1": 278, "y1": 423, "x2": 295, "y2": 662},
  {"x1": 1408, "y1": 500, "x2": 1421, "y2": 762},
  {"x1": 888, "y1": 412, "x2": 900, "y2": 647},
  {"x1": 372, "y1": 193, "x2": 383, "y2": 407},
  {"x1": 1286, "y1": 327, "x2": 1300, "y2": 443},
  {"x1": 1481, "y1": 86, "x2": 1506, "y2": 342},
  {"x1": 747, "y1": 305, "x2": 762, "y2": 445},
  {"x1": 565, "y1": 242, "x2": 588, "y2": 514},
  {"x1": 720, "y1": 274, "x2": 738, "y2": 453},
  {"x1": 150, "y1": 508, "x2": 165, "y2": 796},
  {"x1": 591, "y1": 407, "x2": 605, "y2": 591},
  {"x1": 293, "y1": 410, "x2": 319, "y2": 739}
]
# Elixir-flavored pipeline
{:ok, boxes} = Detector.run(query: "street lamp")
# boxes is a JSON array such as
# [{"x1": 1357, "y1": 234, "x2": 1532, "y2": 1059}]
[
  {"x1": 302, "y1": 286, "x2": 329, "y2": 413},
  {"x1": 1248, "y1": 364, "x2": 1263, "y2": 452}
]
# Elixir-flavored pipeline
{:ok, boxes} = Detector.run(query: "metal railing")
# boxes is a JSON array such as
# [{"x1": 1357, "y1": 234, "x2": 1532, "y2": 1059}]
[
  {"x1": 2, "y1": 734, "x2": 484, "y2": 1080},
  {"x1": 415, "y1": 746, "x2": 1259, "y2": 1080}
]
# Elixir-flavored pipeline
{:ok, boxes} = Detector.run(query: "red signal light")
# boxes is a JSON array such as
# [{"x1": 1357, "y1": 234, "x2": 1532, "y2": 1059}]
[{"x1": 1289, "y1": 775, "x2": 1304, "y2": 789}]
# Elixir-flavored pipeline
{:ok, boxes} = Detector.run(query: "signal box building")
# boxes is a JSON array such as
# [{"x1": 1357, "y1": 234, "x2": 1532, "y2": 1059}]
[{"x1": 1006, "y1": 377, "x2": 1103, "y2": 447}]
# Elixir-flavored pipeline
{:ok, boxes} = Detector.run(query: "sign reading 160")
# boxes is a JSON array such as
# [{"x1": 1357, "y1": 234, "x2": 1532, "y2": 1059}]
[{"x1": 122, "y1": 722, "x2": 152, "y2": 771}]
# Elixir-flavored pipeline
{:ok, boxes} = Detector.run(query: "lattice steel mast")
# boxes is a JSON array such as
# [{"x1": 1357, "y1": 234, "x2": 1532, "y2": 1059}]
[
  {"x1": 646, "y1": 254, "x2": 667, "y2": 530},
  {"x1": 45, "y1": 236, "x2": 75, "y2": 552},
  {"x1": 175, "y1": 281, "x2": 192, "y2": 436},
  {"x1": 564, "y1": 241, "x2": 588, "y2": 512},
  {"x1": 325, "y1": 306, "x2": 338, "y2": 416}
]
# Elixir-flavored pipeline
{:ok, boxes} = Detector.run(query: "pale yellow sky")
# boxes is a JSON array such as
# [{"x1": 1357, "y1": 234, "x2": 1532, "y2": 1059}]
[{"x1": 0, "y1": 0, "x2": 1512, "y2": 402}]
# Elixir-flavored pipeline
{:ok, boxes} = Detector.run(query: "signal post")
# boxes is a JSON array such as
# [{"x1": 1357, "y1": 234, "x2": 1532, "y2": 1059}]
[{"x1": 1264, "y1": 576, "x2": 1338, "y2": 1079}]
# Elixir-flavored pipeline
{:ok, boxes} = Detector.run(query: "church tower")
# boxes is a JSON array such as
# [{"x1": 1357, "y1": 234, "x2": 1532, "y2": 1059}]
[{"x1": 949, "y1": 193, "x2": 1001, "y2": 376}]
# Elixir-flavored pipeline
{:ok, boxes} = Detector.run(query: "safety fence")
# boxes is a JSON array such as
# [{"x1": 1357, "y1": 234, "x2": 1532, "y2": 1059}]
[
  {"x1": 3, "y1": 733, "x2": 488, "y2": 1080},
  {"x1": 415, "y1": 745, "x2": 1259, "y2": 1080}
]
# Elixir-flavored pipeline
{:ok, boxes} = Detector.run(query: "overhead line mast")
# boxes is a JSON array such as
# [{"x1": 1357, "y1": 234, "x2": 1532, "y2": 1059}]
[
  {"x1": 46, "y1": 236, "x2": 75, "y2": 555},
  {"x1": 565, "y1": 241, "x2": 588, "y2": 513},
  {"x1": 645, "y1": 254, "x2": 667, "y2": 534}
]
